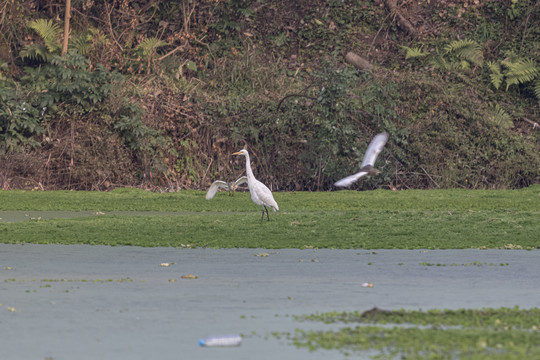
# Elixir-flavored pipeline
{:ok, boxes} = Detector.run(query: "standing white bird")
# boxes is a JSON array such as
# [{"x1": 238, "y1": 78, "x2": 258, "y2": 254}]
[
  {"x1": 206, "y1": 176, "x2": 248, "y2": 200},
  {"x1": 334, "y1": 132, "x2": 389, "y2": 188},
  {"x1": 232, "y1": 149, "x2": 279, "y2": 221}
]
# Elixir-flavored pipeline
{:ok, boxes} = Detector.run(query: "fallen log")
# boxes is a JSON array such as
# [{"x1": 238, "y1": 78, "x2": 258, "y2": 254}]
[
  {"x1": 345, "y1": 52, "x2": 374, "y2": 72},
  {"x1": 383, "y1": 0, "x2": 417, "y2": 37}
]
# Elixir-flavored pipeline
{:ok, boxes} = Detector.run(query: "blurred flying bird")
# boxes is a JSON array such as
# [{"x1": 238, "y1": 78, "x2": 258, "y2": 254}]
[
  {"x1": 206, "y1": 176, "x2": 248, "y2": 200},
  {"x1": 233, "y1": 149, "x2": 279, "y2": 221},
  {"x1": 334, "y1": 132, "x2": 389, "y2": 188}
]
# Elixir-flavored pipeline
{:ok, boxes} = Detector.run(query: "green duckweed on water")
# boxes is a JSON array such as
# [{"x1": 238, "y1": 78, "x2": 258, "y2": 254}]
[{"x1": 287, "y1": 307, "x2": 540, "y2": 359}]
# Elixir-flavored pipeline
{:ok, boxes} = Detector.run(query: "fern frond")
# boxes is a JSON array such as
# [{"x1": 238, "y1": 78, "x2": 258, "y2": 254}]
[
  {"x1": 399, "y1": 45, "x2": 428, "y2": 60},
  {"x1": 503, "y1": 58, "x2": 538, "y2": 90},
  {"x1": 29, "y1": 19, "x2": 62, "y2": 54},
  {"x1": 69, "y1": 28, "x2": 110, "y2": 56},
  {"x1": 70, "y1": 33, "x2": 90, "y2": 55},
  {"x1": 487, "y1": 61, "x2": 503, "y2": 90},
  {"x1": 135, "y1": 37, "x2": 168, "y2": 57},
  {"x1": 488, "y1": 104, "x2": 513, "y2": 129},
  {"x1": 444, "y1": 39, "x2": 476, "y2": 53},
  {"x1": 20, "y1": 44, "x2": 50, "y2": 62},
  {"x1": 445, "y1": 39, "x2": 483, "y2": 66},
  {"x1": 534, "y1": 79, "x2": 540, "y2": 101},
  {"x1": 88, "y1": 28, "x2": 110, "y2": 47},
  {"x1": 428, "y1": 56, "x2": 450, "y2": 71},
  {"x1": 459, "y1": 60, "x2": 470, "y2": 70}
]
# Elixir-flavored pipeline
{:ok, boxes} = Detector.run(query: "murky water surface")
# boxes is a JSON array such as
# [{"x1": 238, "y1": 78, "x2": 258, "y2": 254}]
[{"x1": 0, "y1": 244, "x2": 539, "y2": 360}]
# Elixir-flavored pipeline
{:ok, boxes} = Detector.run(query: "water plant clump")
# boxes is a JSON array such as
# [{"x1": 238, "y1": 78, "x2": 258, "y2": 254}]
[{"x1": 289, "y1": 307, "x2": 540, "y2": 358}]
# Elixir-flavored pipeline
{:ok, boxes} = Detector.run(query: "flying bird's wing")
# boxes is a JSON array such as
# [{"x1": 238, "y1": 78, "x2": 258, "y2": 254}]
[
  {"x1": 334, "y1": 132, "x2": 389, "y2": 188},
  {"x1": 360, "y1": 132, "x2": 389, "y2": 168},
  {"x1": 233, "y1": 176, "x2": 248, "y2": 189},
  {"x1": 334, "y1": 171, "x2": 369, "y2": 187},
  {"x1": 206, "y1": 180, "x2": 229, "y2": 200}
]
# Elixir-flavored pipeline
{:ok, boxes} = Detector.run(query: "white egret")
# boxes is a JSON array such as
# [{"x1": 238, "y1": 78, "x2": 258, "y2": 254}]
[
  {"x1": 206, "y1": 176, "x2": 248, "y2": 200},
  {"x1": 232, "y1": 149, "x2": 279, "y2": 221},
  {"x1": 334, "y1": 132, "x2": 389, "y2": 188}
]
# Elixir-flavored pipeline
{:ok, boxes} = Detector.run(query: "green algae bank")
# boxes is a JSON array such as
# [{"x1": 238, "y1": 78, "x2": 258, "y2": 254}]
[{"x1": 1, "y1": 186, "x2": 539, "y2": 249}]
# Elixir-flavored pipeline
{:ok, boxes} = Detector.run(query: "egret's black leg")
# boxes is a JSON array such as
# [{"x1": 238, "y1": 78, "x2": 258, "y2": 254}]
[
  {"x1": 260, "y1": 206, "x2": 265, "y2": 222},
  {"x1": 265, "y1": 206, "x2": 270, "y2": 221}
]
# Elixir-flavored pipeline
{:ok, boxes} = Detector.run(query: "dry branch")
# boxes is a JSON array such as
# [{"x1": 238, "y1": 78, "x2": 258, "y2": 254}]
[
  {"x1": 157, "y1": 45, "x2": 185, "y2": 61},
  {"x1": 521, "y1": 117, "x2": 540, "y2": 131},
  {"x1": 383, "y1": 0, "x2": 417, "y2": 37}
]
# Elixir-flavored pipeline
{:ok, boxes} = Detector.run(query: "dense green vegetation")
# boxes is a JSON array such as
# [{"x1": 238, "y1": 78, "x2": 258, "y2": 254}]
[
  {"x1": 0, "y1": 186, "x2": 538, "y2": 248},
  {"x1": 286, "y1": 307, "x2": 540, "y2": 358},
  {"x1": 0, "y1": 0, "x2": 538, "y2": 191}
]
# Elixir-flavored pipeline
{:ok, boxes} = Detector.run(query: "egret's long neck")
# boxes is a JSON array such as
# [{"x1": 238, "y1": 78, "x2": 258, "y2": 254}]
[{"x1": 244, "y1": 153, "x2": 255, "y2": 181}]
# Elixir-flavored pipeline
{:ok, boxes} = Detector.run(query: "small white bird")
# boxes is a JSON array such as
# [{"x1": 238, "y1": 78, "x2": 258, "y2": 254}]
[
  {"x1": 334, "y1": 132, "x2": 389, "y2": 188},
  {"x1": 233, "y1": 149, "x2": 279, "y2": 221},
  {"x1": 206, "y1": 176, "x2": 248, "y2": 200}
]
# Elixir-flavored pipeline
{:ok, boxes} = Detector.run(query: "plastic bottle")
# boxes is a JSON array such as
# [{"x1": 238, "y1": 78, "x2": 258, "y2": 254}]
[{"x1": 199, "y1": 334, "x2": 242, "y2": 347}]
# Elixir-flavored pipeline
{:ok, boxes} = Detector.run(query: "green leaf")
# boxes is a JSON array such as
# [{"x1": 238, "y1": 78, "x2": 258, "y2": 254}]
[{"x1": 186, "y1": 61, "x2": 197, "y2": 72}]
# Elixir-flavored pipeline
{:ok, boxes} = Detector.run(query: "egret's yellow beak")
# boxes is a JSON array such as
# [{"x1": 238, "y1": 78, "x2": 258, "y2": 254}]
[{"x1": 233, "y1": 151, "x2": 242, "y2": 155}]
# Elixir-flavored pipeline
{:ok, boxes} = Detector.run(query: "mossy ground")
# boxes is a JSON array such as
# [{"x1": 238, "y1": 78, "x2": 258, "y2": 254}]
[{"x1": 0, "y1": 186, "x2": 538, "y2": 248}]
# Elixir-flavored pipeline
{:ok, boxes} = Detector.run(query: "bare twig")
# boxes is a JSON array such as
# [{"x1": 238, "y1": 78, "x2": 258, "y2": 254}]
[
  {"x1": 0, "y1": 1, "x2": 9, "y2": 32},
  {"x1": 419, "y1": 166, "x2": 440, "y2": 188},
  {"x1": 276, "y1": 80, "x2": 318, "y2": 112},
  {"x1": 520, "y1": 1, "x2": 539, "y2": 52},
  {"x1": 193, "y1": 36, "x2": 216, "y2": 65},
  {"x1": 521, "y1": 117, "x2": 540, "y2": 131},
  {"x1": 182, "y1": 0, "x2": 196, "y2": 47},
  {"x1": 276, "y1": 93, "x2": 317, "y2": 112},
  {"x1": 367, "y1": 10, "x2": 394, "y2": 58},
  {"x1": 157, "y1": 45, "x2": 185, "y2": 61},
  {"x1": 104, "y1": 2, "x2": 123, "y2": 52},
  {"x1": 201, "y1": 157, "x2": 213, "y2": 187}
]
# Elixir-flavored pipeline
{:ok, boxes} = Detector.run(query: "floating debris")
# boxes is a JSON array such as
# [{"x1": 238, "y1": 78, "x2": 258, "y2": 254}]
[
  {"x1": 199, "y1": 334, "x2": 242, "y2": 347},
  {"x1": 181, "y1": 274, "x2": 198, "y2": 279},
  {"x1": 500, "y1": 244, "x2": 524, "y2": 250},
  {"x1": 361, "y1": 282, "x2": 374, "y2": 288},
  {"x1": 160, "y1": 262, "x2": 175, "y2": 267}
]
